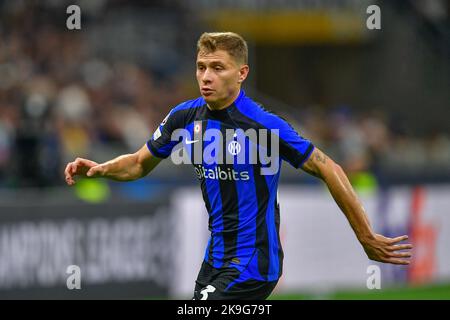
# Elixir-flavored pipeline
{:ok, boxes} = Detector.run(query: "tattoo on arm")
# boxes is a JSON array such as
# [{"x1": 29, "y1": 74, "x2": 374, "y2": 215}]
[
  {"x1": 301, "y1": 148, "x2": 329, "y2": 179},
  {"x1": 315, "y1": 150, "x2": 327, "y2": 164}
]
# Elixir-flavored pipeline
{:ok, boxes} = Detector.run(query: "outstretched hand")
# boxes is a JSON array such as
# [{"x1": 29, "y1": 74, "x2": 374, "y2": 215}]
[
  {"x1": 361, "y1": 234, "x2": 413, "y2": 265},
  {"x1": 64, "y1": 157, "x2": 103, "y2": 185}
]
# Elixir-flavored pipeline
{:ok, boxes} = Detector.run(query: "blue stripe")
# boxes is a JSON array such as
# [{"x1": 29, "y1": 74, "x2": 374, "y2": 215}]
[
  {"x1": 146, "y1": 141, "x2": 163, "y2": 158},
  {"x1": 172, "y1": 96, "x2": 205, "y2": 113},
  {"x1": 234, "y1": 91, "x2": 312, "y2": 160},
  {"x1": 204, "y1": 120, "x2": 224, "y2": 268},
  {"x1": 204, "y1": 238, "x2": 211, "y2": 262},
  {"x1": 154, "y1": 138, "x2": 180, "y2": 158}
]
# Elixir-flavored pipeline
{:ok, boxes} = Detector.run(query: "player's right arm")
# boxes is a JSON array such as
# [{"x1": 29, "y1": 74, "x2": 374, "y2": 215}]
[
  {"x1": 64, "y1": 145, "x2": 162, "y2": 185},
  {"x1": 64, "y1": 103, "x2": 187, "y2": 186}
]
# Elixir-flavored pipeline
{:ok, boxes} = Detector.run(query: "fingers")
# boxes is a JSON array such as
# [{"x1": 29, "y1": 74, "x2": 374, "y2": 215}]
[
  {"x1": 385, "y1": 238, "x2": 413, "y2": 264},
  {"x1": 74, "y1": 158, "x2": 98, "y2": 168},
  {"x1": 370, "y1": 254, "x2": 411, "y2": 265},
  {"x1": 387, "y1": 242, "x2": 413, "y2": 264},
  {"x1": 390, "y1": 251, "x2": 412, "y2": 258},
  {"x1": 64, "y1": 163, "x2": 71, "y2": 178},
  {"x1": 86, "y1": 166, "x2": 98, "y2": 177},
  {"x1": 385, "y1": 258, "x2": 411, "y2": 265},
  {"x1": 389, "y1": 235, "x2": 409, "y2": 244},
  {"x1": 65, "y1": 161, "x2": 79, "y2": 186},
  {"x1": 64, "y1": 163, "x2": 75, "y2": 186},
  {"x1": 64, "y1": 158, "x2": 99, "y2": 186},
  {"x1": 366, "y1": 234, "x2": 414, "y2": 266},
  {"x1": 70, "y1": 162, "x2": 77, "y2": 175},
  {"x1": 86, "y1": 165, "x2": 105, "y2": 178},
  {"x1": 369, "y1": 253, "x2": 411, "y2": 265},
  {"x1": 387, "y1": 244, "x2": 413, "y2": 251},
  {"x1": 71, "y1": 158, "x2": 98, "y2": 175}
]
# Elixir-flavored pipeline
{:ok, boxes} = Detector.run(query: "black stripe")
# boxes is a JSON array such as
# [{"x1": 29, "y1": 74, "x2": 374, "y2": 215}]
[
  {"x1": 208, "y1": 235, "x2": 214, "y2": 265},
  {"x1": 172, "y1": 104, "x2": 205, "y2": 127},
  {"x1": 291, "y1": 142, "x2": 315, "y2": 169},
  {"x1": 201, "y1": 179, "x2": 212, "y2": 226},
  {"x1": 274, "y1": 198, "x2": 284, "y2": 277},
  {"x1": 199, "y1": 118, "x2": 214, "y2": 265},
  {"x1": 253, "y1": 162, "x2": 271, "y2": 280}
]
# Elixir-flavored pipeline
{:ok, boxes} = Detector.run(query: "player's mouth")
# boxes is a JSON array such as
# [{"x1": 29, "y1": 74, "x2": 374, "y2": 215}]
[{"x1": 201, "y1": 87, "x2": 214, "y2": 96}]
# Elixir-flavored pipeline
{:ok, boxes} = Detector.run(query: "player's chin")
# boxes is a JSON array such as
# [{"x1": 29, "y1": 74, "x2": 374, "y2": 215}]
[{"x1": 202, "y1": 94, "x2": 217, "y2": 103}]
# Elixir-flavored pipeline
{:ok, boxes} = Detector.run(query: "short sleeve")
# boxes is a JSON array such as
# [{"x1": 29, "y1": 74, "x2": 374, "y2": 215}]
[
  {"x1": 275, "y1": 116, "x2": 315, "y2": 168},
  {"x1": 146, "y1": 108, "x2": 183, "y2": 159}
]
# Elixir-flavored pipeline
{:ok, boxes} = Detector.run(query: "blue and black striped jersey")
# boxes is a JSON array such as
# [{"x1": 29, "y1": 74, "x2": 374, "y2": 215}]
[{"x1": 147, "y1": 90, "x2": 314, "y2": 283}]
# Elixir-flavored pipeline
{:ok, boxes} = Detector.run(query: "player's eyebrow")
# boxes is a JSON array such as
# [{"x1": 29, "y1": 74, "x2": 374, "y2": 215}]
[{"x1": 196, "y1": 60, "x2": 226, "y2": 66}]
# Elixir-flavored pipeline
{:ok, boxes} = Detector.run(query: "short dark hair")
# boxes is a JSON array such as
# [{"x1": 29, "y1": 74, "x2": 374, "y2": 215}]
[{"x1": 197, "y1": 32, "x2": 248, "y2": 65}]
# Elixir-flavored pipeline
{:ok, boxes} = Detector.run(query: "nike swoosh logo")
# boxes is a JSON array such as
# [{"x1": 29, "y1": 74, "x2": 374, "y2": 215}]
[{"x1": 185, "y1": 139, "x2": 199, "y2": 145}]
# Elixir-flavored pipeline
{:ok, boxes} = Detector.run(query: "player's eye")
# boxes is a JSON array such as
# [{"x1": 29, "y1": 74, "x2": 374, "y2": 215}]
[{"x1": 215, "y1": 66, "x2": 223, "y2": 71}]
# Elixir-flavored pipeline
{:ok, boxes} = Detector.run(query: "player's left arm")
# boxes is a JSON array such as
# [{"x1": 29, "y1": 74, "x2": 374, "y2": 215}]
[{"x1": 301, "y1": 147, "x2": 413, "y2": 265}]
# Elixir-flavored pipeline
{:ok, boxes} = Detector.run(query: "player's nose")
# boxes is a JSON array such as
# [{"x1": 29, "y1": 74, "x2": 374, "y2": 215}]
[{"x1": 201, "y1": 68, "x2": 213, "y2": 83}]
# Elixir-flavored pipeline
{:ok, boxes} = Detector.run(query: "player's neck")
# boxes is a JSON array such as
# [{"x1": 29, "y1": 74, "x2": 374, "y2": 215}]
[{"x1": 207, "y1": 89, "x2": 241, "y2": 111}]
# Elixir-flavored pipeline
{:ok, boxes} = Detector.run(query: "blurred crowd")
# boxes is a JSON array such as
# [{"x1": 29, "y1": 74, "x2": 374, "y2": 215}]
[
  {"x1": 0, "y1": 1, "x2": 189, "y2": 187},
  {"x1": 292, "y1": 106, "x2": 450, "y2": 179},
  {"x1": 0, "y1": 1, "x2": 449, "y2": 188}
]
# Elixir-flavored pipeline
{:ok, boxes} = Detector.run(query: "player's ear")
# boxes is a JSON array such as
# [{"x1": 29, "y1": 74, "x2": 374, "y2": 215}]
[{"x1": 238, "y1": 64, "x2": 249, "y2": 83}]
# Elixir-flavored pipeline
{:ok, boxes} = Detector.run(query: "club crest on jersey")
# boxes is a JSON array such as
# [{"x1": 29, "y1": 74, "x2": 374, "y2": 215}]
[{"x1": 227, "y1": 141, "x2": 241, "y2": 155}]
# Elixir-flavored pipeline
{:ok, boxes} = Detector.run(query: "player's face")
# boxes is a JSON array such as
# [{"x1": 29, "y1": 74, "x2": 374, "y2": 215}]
[{"x1": 196, "y1": 49, "x2": 248, "y2": 109}]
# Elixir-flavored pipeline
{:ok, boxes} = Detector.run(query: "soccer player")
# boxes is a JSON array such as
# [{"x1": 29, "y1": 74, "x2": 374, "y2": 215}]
[{"x1": 64, "y1": 32, "x2": 413, "y2": 300}]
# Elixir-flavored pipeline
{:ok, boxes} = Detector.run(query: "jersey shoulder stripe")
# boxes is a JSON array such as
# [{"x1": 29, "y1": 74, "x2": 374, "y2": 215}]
[
  {"x1": 171, "y1": 96, "x2": 206, "y2": 115},
  {"x1": 147, "y1": 96, "x2": 206, "y2": 158},
  {"x1": 234, "y1": 95, "x2": 314, "y2": 168},
  {"x1": 236, "y1": 96, "x2": 296, "y2": 134}
]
